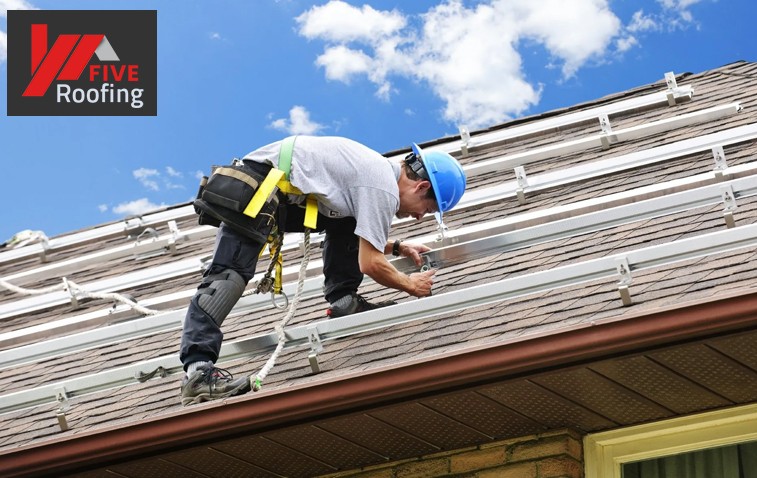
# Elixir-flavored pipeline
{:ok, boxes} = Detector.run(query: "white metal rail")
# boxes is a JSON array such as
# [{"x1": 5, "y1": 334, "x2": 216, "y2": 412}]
[
  {"x1": 2, "y1": 123, "x2": 757, "y2": 325},
  {"x1": 0, "y1": 82, "x2": 694, "y2": 266},
  {"x1": 2, "y1": 221, "x2": 756, "y2": 414},
  {"x1": 3, "y1": 171, "x2": 757, "y2": 368},
  {"x1": 465, "y1": 102, "x2": 741, "y2": 176},
  {"x1": 397, "y1": 83, "x2": 694, "y2": 156}
]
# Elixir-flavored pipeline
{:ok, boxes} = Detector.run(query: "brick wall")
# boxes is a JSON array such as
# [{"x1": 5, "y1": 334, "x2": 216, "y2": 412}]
[{"x1": 318, "y1": 429, "x2": 584, "y2": 478}]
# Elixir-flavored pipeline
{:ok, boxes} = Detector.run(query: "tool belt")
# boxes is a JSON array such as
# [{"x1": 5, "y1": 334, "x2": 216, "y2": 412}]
[{"x1": 193, "y1": 136, "x2": 317, "y2": 243}]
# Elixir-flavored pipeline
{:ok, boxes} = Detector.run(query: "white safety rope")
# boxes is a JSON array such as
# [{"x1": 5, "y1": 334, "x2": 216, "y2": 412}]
[
  {"x1": 0, "y1": 277, "x2": 160, "y2": 316},
  {"x1": 253, "y1": 229, "x2": 311, "y2": 391}
]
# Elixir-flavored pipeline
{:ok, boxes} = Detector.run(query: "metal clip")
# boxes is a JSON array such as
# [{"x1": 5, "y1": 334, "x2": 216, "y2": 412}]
[
  {"x1": 599, "y1": 114, "x2": 613, "y2": 149},
  {"x1": 435, "y1": 218, "x2": 449, "y2": 242},
  {"x1": 712, "y1": 146, "x2": 727, "y2": 181},
  {"x1": 124, "y1": 215, "x2": 145, "y2": 238},
  {"x1": 615, "y1": 257, "x2": 633, "y2": 306},
  {"x1": 307, "y1": 326, "x2": 324, "y2": 374},
  {"x1": 721, "y1": 184, "x2": 738, "y2": 228},
  {"x1": 62, "y1": 277, "x2": 80, "y2": 309},
  {"x1": 38, "y1": 234, "x2": 50, "y2": 263},
  {"x1": 167, "y1": 220, "x2": 183, "y2": 254},
  {"x1": 54, "y1": 385, "x2": 71, "y2": 431},
  {"x1": 459, "y1": 125, "x2": 471, "y2": 157},
  {"x1": 664, "y1": 72, "x2": 678, "y2": 106},
  {"x1": 514, "y1": 166, "x2": 528, "y2": 205},
  {"x1": 271, "y1": 291, "x2": 289, "y2": 310}
]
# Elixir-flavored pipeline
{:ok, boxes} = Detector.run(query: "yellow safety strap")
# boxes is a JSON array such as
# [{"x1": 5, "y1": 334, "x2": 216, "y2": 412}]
[
  {"x1": 304, "y1": 196, "x2": 318, "y2": 230},
  {"x1": 242, "y1": 136, "x2": 318, "y2": 229},
  {"x1": 243, "y1": 168, "x2": 284, "y2": 219}
]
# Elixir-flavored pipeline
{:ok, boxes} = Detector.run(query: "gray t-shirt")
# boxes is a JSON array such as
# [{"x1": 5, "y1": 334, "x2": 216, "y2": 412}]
[{"x1": 243, "y1": 136, "x2": 400, "y2": 252}]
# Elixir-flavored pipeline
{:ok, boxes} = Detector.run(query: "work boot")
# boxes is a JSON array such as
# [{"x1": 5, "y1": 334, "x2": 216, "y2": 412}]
[
  {"x1": 327, "y1": 293, "x2": 397, "y2": 318},
  {"x1": 180, "y1": 364, "x2": 251, "y2": 406}
]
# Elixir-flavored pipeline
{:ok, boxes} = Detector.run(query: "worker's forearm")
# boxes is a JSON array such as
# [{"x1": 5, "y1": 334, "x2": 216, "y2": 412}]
[
  {"x1": 362, "y1": 239, "x2": 413, "y2": 294},
  {"x1": 364, "y1": 254, "x2": 413, "y2": 294}
]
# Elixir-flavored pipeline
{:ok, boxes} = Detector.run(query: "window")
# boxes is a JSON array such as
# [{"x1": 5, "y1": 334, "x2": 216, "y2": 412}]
[
  {"x1": 623, "y1": 441, "x2": 757, "y2": 477},
  {"x1": 584, "y1": 404, "x2": 757, "y2": 478}
]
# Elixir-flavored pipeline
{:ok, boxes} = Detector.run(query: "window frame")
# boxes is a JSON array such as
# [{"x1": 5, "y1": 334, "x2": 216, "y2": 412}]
[{"x1": 584, "y1": 404, "x2": 757, "y2": 478}]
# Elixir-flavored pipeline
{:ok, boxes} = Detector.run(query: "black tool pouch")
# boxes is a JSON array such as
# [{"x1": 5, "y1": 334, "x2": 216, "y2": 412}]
[{"x1": 193, "y1": 163, "x2": 279, "y2": 244}]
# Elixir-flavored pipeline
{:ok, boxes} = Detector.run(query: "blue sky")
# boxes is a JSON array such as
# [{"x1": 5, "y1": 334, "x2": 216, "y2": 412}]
[{"x1": 0, "y1": 0, "x2": 754, "y2": 242}]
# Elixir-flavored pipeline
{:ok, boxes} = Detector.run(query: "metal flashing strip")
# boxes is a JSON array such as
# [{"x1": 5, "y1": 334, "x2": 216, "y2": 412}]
[
  {"x1": 4, "y1": 171, "x2": 757, "y2": 367},
  {"x1": 389, "y1": 84, "x2": 694, "y2": 156},
  {"x1": 2, "y1": 222, "x2": 756, "y2": 414},
  {"x1": 465, "y1": 102, "x2": 741, "y2": 175},
  {"x1": 0, "y1": 84, "x2": 693, "y2": 267}
]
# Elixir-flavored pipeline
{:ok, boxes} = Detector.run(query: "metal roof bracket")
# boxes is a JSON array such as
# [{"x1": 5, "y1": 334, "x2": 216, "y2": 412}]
[
  {"x1": 133, "y1": 228, "x2": 164, "y2": 260},
  {"x1": 616, "y1": 257, "x2": 633, "y2": 306},
  {"x1": 599, "y1": 114, "x2": 613, "y2": 150},
  {"x1": 712, "y1": 146, "x2": 728, "y2": 181},
  {"x1": 307, "y1": 325, "x2": 324, "y2": 374},
  {"x1": 665, "y1": 72, "x2": 678, "y2": 106},
  {"x1": 124, "y1": 216, "x2": 145, "y2": 238},
  {"x1": 721, "y1": 184, "x2": 738, "y2": 228},
  {"x1": 62, "y1": 277, "x2": 80, "y2": 309},
  {"x1": 38, "y1": 234, "x2": 50, "y2": 263},
  {"x1": 459, "y1": 125, "x2": 471, "y2": 157},
  {"x1": 54, "y1": 386, "x2": 70, "y2": 432},
  {"x1": 515, "y1": 166, "x2": 528, "y2": 205},
  {"x1": 167, "y1": 220, "x2": 183, "y2": 254}
]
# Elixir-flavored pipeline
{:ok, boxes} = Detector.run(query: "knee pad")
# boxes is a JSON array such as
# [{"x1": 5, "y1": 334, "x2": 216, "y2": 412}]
[{"x1": 195, "y1": 269, "x2": 246, "y2": 327}]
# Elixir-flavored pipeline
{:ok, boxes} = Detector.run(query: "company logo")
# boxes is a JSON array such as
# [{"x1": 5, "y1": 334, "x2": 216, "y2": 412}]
[{"x1": 7, "y1": 10, "x2": 156, "y2": 116}]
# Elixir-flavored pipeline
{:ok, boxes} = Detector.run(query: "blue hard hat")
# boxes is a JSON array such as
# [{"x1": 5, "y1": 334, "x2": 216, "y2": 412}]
[{"x1": 410, "y1": 143, "x2": 466, "y2": 222}]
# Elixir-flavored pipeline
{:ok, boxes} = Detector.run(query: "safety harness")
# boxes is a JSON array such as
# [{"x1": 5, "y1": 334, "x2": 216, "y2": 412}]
[
  {"x1": 244, "y1": 136, "x2": 317, "y2": 304},
  {"x1": 243, "y1": 136, "x2": 318, "y2": 230}
]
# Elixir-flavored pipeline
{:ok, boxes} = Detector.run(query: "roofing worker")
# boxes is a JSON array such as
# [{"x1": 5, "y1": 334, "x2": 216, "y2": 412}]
[{"x1": 180, "y1": 136, "x2": 466, "y2": 405}]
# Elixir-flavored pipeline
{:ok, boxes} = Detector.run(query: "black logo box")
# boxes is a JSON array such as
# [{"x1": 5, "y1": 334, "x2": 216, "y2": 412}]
[{"x1": 7, "y1": 10, "x2": 157, "y2": 116}]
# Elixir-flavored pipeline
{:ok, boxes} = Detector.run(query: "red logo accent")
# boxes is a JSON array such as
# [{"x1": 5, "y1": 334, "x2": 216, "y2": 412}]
[{"x1": 23, "y1": 24, "x2": 107, "y2": 97}]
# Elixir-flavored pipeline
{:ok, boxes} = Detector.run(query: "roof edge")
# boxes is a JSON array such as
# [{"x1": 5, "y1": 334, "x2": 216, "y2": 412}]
[{"x1": 3, "y1": 290, "x2": 757, "y2": 477}]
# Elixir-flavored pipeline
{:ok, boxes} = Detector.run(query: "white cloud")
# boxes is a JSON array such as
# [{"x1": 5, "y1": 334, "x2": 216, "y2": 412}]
[
  {"x1": 269, "y1": 105, "x2": 325, "y2": 135},
  {"x1": 0, "y1": 0, "x2": 36, "y2": 63},
  {"x1": 316, "y1": 45, "x2": 373, "y2": 83},
  {"x1": 296, "y1": 0, "x2": 713, "y2": 129},
  {"x1": 194, "y1": 170, "x2": 205, "y2": 180},
  {"x1": 98, "y1": 204, "x2": 108, "y2": 213},
  {"x1": 652, "y1": 0, "x2": 707, "y2": 29},
  {"x1": 615, "y1": 35, "x2": 639, "y2": 54},
  {"x1": 296, "y1": 0, "x2": 405, "y2": 43},
  {"x1": 166, "y1": 166, "x2": 182, "y2": 178},
  {"x1": 0, "y1": 0, "x2": 36, "y2": 16},
  {"x1": 627, "y1": 10, "x2": 660, "y2": 33},
  {"x1": 133, "y1": 167, "x2": 160, "y2": 191},
  {"x1": 112, "y1": 198, "x2": 165, "y2": 216},
  {"x1": 0, "y1": 31, "x2": 6, "y2": 63},
  {"x1": 296, "y1": 0, "x2": 624, "y2": 129}
]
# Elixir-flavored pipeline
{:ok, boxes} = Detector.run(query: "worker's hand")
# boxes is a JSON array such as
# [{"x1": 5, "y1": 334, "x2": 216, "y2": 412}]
[
  {"x1": 408, "y1": 269, "x2": 436, "y2": 297},
  {"x1": 400, "y1": 242, "x2": 432, "y2": 267}
]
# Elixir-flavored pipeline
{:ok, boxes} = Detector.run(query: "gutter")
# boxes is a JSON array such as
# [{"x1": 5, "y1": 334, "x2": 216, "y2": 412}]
[{"x1": 2, "y1": 289, "x2": 757, "y2": 477}]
